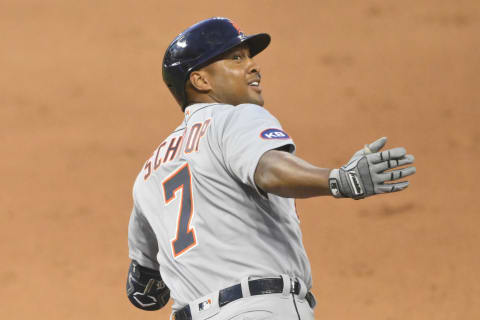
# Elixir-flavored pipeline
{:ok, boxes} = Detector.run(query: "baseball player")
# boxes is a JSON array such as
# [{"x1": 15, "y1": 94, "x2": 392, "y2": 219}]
[{"x1": 126, "y1": 17, "x2": 416, "y2": 320}]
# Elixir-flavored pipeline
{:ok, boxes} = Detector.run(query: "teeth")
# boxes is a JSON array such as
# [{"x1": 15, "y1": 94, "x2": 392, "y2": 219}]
[{"x1": 249, "y1": 81, "x2": 259, "y2": 86}]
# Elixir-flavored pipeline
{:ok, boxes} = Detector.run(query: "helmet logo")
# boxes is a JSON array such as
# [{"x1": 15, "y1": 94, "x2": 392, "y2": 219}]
[
  {"x1": 230, "y1": 20, "x2": 243, "y2": 35},
  {"x1": 177, "y1": 39, "x2": 187, "y2": 48}
]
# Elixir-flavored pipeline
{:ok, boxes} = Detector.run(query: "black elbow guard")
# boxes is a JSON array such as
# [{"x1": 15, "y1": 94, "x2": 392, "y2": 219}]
[{"x1": 126, "y1": 260, "x2": 170, "y2": 311}]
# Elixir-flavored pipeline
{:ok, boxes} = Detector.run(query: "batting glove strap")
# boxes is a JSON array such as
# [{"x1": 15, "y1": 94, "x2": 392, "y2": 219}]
[
  {"x1": 328, "y1": 169, "x2": 344, "y2": 198},
  {"x1": 329, "y1": 157, "x2": 374, "y2": 200}
]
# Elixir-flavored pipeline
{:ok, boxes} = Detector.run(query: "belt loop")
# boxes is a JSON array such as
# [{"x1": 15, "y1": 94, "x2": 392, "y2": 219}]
[
  {"x1": 240, "y1": 276, "x2": 251, "y2": 298},
  {"x1": 295, "y1": 277, "x2": 308, "y2": 300},
  {"x1": 280, "y1": 274, "x2": 291, "y2": 297}
]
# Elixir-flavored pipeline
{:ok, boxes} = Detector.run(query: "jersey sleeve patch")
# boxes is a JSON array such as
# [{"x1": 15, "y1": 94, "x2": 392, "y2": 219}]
[{"x1": 260, "y1": 128, "x2": 290, "y2": 140}]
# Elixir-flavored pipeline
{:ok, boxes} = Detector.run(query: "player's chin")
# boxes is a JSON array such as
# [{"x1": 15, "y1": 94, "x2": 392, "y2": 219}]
[{"x1": 246, "y1": 91, "x2": 264, "y2": 106}]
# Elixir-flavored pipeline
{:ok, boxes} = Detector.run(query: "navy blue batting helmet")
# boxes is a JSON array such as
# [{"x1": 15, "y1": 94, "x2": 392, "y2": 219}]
[{"x1": 162, "y1": 17, "x2": 271, "y2": 110}]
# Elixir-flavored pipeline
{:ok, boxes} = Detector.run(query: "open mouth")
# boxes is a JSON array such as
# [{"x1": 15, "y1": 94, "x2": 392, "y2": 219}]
[{"x1": 248, "y1": 79, "x2": 261, "y2": 92}]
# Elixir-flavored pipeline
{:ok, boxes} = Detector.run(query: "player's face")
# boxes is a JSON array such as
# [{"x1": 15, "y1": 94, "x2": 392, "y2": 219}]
[{"x1": 204, "y1": 45, "x2": 264, "y2": 106}]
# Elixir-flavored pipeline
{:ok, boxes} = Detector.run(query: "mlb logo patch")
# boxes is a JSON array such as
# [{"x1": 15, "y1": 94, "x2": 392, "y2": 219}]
[
  {"x1": 260, "y1": 128, "x2": 290, "y2": 140},
  {"x1": 198, "y1": 298, "x2": 212, "y2": 311}
]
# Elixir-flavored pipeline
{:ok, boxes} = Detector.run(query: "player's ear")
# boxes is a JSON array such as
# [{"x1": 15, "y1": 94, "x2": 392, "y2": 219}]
[{"x1": 189, "y1": 70, "x2": 212, "y2": 92}]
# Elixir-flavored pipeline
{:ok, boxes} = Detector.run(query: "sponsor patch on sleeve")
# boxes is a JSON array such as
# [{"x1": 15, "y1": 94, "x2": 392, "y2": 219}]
[{"x1": 260, "y1": 128, "x2": 290, "y2": 140}]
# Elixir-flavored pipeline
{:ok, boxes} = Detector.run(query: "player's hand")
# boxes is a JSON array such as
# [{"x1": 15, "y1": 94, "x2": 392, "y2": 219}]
[
  {"x1": 329, "y1": 138, "x2": 416, "y2": 199},
  {"x1": 129, "y1": 277, "x2": 170, "y2": 310},
  {"x1": 127, "y1": 260, "x2": 170, "y2": 310}
]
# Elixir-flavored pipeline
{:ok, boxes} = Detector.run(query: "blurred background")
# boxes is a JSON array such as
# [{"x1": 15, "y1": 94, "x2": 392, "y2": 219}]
[{"x1": 1, "y1": 0, "x2": 479, "y2": 319}]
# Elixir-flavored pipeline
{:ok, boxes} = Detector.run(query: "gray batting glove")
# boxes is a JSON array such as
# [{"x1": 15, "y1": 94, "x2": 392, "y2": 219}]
[{"x1": 329, "y1": 137, "x2": 416, "y2": 199}]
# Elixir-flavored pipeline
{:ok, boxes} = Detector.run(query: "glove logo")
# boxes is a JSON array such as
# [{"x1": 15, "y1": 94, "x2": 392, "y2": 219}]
[
  {"x1": 260, "y1": 128, "x2": 290, "y2": 140},
  {"x1": 329, "y1": 178, "x2": 341, "y2": 197},
  {"x1": 347, "y1": 171, "x2": 364, "y2": 196}
]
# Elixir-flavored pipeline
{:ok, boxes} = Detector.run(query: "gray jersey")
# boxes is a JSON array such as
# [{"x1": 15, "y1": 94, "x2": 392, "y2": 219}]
[{"x1": 128, "y1": 103, "x2": 312, "y2": 310}]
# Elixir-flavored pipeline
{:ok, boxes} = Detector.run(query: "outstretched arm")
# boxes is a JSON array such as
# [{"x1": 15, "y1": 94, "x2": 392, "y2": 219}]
[
  {"x1": 254, "y1": 137, "x2": 416, "y2": 199},
  {"x1": 254, "y1": 150, "x2": 332, "y2": 198}
]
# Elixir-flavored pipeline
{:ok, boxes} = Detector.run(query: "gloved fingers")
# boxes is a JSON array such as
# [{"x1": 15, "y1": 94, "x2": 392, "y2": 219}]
[
  {"x1": 372, "y1": 154, "x2": 415, "y2": 172},
  {"x1": 365, "y1": 137, "x2": 387, "y2": 154},
  {"x1": 367, "y1": 147, "x2": 407, "y2": 164},
  {"x1": 352, "y1": 137, "x2": 388, "y2": 158},
  {"x1": 377, "y1": 166, "x2": 416, "y2": 182},
  {"x1": 375, "y1": 181, "x2": 410, "y2": 194}
]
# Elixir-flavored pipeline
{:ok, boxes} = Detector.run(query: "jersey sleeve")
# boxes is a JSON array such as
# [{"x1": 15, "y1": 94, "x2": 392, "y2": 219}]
[
  {"x1": 217, "y1": 104, "x2": 295, "y2": 195},
  {"x1": 128, "y1": 200, "x2": 160, "y2": 270}
]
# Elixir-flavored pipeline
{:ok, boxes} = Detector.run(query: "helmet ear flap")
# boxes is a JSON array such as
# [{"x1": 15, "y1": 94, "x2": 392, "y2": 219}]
[{"x1": 162, "y1": 63, "x2": 189, "y2": 109}]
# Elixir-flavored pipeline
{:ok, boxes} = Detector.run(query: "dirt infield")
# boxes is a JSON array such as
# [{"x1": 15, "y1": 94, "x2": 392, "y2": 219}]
[{"x1": 1, "y1": 1, "x2": 479, "y2": 319}]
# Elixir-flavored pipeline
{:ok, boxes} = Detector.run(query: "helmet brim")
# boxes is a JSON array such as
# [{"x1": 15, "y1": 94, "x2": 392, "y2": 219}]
[
  {"x1": 244, "y1": 33, "x2": 271, "y2": 57},
  {"x1": 189, "y1": 33, "x2": 271, "y2": 73}
]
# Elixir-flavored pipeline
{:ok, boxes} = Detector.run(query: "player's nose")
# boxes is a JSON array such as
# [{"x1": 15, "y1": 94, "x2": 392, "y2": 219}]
[{"x1": 247, "y1": 57, "x2": 261, "y2": 75}]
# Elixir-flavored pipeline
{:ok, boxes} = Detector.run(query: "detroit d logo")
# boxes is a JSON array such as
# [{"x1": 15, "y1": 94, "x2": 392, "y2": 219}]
[{"x1": 230, "y1": 20, "x2": 243, "y2": 34}]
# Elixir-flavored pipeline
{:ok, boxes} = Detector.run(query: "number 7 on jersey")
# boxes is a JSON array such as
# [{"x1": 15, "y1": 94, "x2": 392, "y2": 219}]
[{"x1": 162, "y1": 163, "x2": 197, "y2": 258}]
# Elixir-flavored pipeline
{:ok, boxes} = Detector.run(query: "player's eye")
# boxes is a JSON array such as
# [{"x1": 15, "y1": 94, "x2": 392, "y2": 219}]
[{"x1": 232, "y1": 54, "x2": 242, "y2": 60}]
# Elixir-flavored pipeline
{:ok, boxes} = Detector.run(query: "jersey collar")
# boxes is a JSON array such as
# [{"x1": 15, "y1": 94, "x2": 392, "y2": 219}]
[{"x1": 184, "y1": 103, "x2": 220, "y2": 121}]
